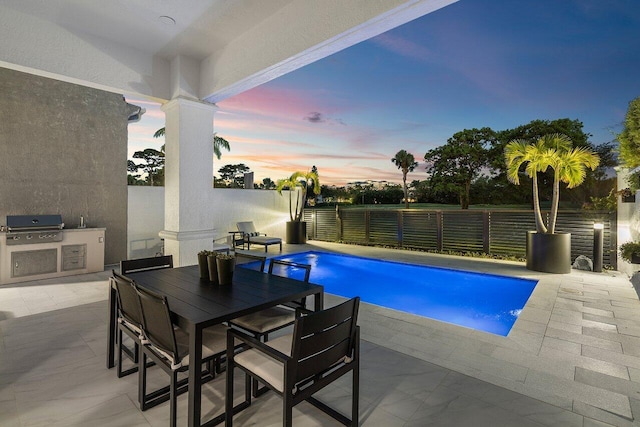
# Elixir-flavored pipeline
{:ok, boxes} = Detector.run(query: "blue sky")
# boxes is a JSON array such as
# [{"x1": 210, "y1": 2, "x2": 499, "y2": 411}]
[{"x1": 127, "y1": 0, "x2": 640, "y2": 186}]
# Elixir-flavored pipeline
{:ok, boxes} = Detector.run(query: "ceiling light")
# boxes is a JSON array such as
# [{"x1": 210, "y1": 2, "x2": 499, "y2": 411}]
[{"x1": 158, "y1": 15, "x2": 176, "y2": 25}]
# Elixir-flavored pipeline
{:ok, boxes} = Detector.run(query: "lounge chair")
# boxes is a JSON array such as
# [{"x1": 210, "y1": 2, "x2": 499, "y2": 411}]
[{"x1": 236, "y1": 221, "x2": 282, "y2": 252}]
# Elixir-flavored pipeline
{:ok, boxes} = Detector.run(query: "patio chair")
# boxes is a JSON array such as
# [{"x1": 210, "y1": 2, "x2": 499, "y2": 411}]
[
  {"x1": 229, "y1": 260, "x2": 312, "y2": 396},
  {"x1": 112, "y1": 271, "x2": 147, "y2": 378},
  {"x1": 234, "y1": 251, "x2": 267, "y2": 272},
  {"x1": 226, "y1": 297, "x2": 360, "y2": 427},
  {"x1": 120, "y1": 255, "x2": 173, "y2": 274},
  {"x1": 236, "y1": 221, "x2": 282, "y2": 252},
  {"x1": 230, "y1": 260, "x2": 312, "y2": 339},
  {"x1": 212, "y1": 235, "x2": 231, "y2": 254},
  {"x1": 136, "y1": 285, "x2": 227, "y2": 427}
]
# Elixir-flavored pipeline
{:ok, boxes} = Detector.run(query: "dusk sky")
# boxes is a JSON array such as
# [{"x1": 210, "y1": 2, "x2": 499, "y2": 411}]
[{"x1": 127, "y1": 0, "x2": 640, "y2": 187}]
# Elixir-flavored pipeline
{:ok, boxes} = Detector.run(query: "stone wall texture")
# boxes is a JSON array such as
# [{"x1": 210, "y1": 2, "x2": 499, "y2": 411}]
[{"x1": 0, "y1": 67, "x2": 128, "y2": 264}]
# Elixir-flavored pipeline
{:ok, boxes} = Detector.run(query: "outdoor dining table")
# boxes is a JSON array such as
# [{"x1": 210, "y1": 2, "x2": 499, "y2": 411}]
[{"x1": 106, "y1": 264, "x2": 324, "y2": 427}]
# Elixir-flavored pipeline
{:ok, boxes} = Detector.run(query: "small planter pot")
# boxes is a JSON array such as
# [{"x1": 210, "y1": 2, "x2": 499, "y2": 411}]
[
  {"x1": 207, "y1": 255, "x2": 219, "y2": 284},
  {"x1": 216, "y1": 257, "x2": 235, "y2": 285},
  {"x1": 631, "y1": 253, "x2": 640, "y2": 264},
  {"x1": 198, "y1": 253, "x2": 209, "y2": 279}
]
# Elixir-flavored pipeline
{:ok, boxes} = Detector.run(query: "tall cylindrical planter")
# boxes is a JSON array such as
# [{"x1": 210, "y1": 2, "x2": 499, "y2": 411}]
[
  {"x1": 526, "y1": 231, "x2": 571, "y2": 274},
  {"x1": 207, "y1": 255, "x2": 219, "y2": 285},
  {"x1": 217, "y1": 257, "x2": 235, "y2": 285},
  {"x1": 285, "y1": 221, "x2": 307, "y2": 244},
  {"x1": 198, "y1": 253, "x2": 209, "y2": 279}
]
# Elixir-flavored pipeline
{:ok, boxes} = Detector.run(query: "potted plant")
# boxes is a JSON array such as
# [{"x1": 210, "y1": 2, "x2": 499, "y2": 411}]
[
  {"x1": 216, "y1": 253, "x2": 235, "y2": 285},
  {"x1": 620, "y1": 242, "x2": 640, "y2": 264},
  {"x1": 197, "y1": 250, "x2": 213, "y2": 279},
  {"x1": 276, "y1": 170, "x2": 320, "y2": 244},
  {"x1": 505, "y1": 133, "x2": 599, "y2": 273},
  {"x1": 619, "y1": 188, "x2": 636, "y2": 203}
]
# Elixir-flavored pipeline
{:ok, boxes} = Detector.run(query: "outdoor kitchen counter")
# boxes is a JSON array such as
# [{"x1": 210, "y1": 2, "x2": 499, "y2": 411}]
[{"x1": 0, "y1": 228, "x2": 105, "y2": 285}]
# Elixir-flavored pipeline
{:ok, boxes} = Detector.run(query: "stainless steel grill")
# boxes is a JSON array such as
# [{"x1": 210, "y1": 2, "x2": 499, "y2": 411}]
[{"x1": 6, "y1": 215, "x2": 64, "y2": 245}]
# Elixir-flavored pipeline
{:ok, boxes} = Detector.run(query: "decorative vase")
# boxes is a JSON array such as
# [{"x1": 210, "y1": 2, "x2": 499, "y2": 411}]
[
  {"x1": 216, "y1": 257, "x2": 235, "y2": 285},
  {"x1": 285, "y1": 221, "x2": 307, "y2": 244},
  {"x1": 198, "y1": 253, "x2": 209, "y2": 279},
  {"x1": 526, "y1": 231, "x2": 571, "y2": 274},
  {"x1": 207, "y1": 254, "x2": 219, "y2": 284}
]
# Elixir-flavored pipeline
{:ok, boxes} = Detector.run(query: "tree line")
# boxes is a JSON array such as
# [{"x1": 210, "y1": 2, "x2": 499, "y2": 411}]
[
  {"x1": 127, "y1": 115, "x2": 625, "y2": 210},
  {"x1": 394, "y1": 118, "x2": 616, "y2": 209}
]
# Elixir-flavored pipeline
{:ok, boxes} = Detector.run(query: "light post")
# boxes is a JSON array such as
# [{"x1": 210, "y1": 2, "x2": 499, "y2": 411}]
[{"x1": 593, "y1": 223, "x2": 604, "y2": 273}]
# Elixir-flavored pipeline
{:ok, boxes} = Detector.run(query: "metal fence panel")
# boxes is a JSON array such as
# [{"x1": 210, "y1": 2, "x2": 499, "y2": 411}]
[
  {"x1": 341, "y1": 209, "x2": 367, "y2": 244},
  {"x1": 308, "y1": 207, "x2": 616, "y2": 267},
  {"x1": 304, "y1": 209, "x2": 337, "y2": 241},
  {"x1": 489, "y1": 211, "x2": 536, "y2": 257},
  {"x1": 401, "y1": 211, "x2": 438, "y2": 250},
  {"x1": 555, "y1": 212, "x2": 614, "y2": 266},
  {"x1": 369, "y1": 210, "x2": 398, "y2": 246},
  {"x1": 442, "y1": 211, "x2": 484, "y2": 252}
]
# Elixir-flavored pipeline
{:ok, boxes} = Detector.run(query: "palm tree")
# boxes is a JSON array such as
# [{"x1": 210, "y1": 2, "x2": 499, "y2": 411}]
[
  {"x1": 505, "y1": 133, "x2": 599, "y2": 234},
  {"x1": 154, "y1": 127, "x2": 230, "y2": 159},
  {"x1": 276, "y1": 170, "x2": 320, "y2": 222},
  {"x1": 391, "y1": 150, "x2": 418, "y2": 209}
]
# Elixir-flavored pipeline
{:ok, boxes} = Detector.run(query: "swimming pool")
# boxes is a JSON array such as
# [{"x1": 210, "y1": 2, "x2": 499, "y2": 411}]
[{"x1": 247, "y1": 251, "x2": 537, "y2": 336}]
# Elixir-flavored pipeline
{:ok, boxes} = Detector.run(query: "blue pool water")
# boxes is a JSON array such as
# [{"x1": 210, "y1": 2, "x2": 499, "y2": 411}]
[{"x1": 243, "y1": 251, "x2": 537, "y2": 336}]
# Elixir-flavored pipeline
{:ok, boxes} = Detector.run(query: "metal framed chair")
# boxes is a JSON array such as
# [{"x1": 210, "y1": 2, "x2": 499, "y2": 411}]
[
  {"x1": 236, "y1": 221, "x2": 282, "y2": 252},
  {"x1": 234, "y1": 252, "x2": 267, "y2": 272},
  {"x1": 113, "y1": 256, "x2": 171, "y2": 374},
  {"x1": 229, "y1": 260, "x2": 312, "y2": 339},
  {"x1": 212, "y1": 235, "x2": 231, "y2": 254},
  {"x1": 136, "y1": 285, "x2": 228, "y2": 427},
  {"x1": 120, "y1": 255, "x2": 173, "y2": 274},
  {"x1": 226, "y1": 297, "x2": 360, "y2": 427},
  {"x1": 229, "y1": 260, "x2": 312, "y2": 396},
  {"x1": 112, "y1": 271, "x2": 147, "y2": 378}
]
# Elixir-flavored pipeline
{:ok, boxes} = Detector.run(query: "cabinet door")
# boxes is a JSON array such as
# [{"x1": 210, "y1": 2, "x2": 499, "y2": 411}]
[{"x1": 12, "y1": 249, "x2": 58, "y2": 278}]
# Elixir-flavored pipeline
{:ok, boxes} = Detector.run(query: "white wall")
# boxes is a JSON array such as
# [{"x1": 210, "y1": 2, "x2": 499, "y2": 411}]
[
  {"x1": 127, "y1": 186, "x2": 165, "y2": 259},
  {"x1": 128, "y1": 186, "x2": 291, "y2": 260},
  {"x1": 616, "y1": 168, "x2": 639, "y2": 276}
]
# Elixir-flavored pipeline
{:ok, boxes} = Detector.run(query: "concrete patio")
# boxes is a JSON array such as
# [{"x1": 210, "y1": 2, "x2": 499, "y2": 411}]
[{"x1": 1, "y1": 241, "x2": 639, "y2": 426}]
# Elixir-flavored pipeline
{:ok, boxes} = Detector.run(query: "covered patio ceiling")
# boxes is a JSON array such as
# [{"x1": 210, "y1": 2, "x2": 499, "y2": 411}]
[{"x1": 0, "y1": 0, "x2": 457, "y2": 103}]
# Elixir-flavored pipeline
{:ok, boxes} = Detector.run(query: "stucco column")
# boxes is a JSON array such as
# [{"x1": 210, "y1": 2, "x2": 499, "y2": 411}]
[{"x1": 159, "y1": 97, "x2": 217, "y2": 266}]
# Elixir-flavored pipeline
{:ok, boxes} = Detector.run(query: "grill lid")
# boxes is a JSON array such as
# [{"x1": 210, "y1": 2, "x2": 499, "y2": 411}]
[{"x1": 6, "y1": 215, "x2": 64, "y2": 231}]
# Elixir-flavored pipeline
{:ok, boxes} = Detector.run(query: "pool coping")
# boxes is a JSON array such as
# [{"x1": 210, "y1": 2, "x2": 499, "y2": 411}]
[{"x1": 289, "y1": 241, "x2": 640, "y2": 426}]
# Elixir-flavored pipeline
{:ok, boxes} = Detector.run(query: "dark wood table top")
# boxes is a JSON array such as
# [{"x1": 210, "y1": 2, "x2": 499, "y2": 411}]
[{"x1": 127, "y1": 265, "x2": 324, "y2": 329}]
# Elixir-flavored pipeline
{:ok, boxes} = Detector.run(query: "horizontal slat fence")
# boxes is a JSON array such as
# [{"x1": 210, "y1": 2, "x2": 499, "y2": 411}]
[
  {"x1": 442, "y1": 211, "x2": 485, "y2": 253},
  {"x1": 489, "y1": 211, "x2": 536, "y2": 257},
  {"x1": 401, "y1": 211, "x2": 439, "y2": 250},
  {"x1": 305, "y1": 207, "x2": 616, "y2": 268}
]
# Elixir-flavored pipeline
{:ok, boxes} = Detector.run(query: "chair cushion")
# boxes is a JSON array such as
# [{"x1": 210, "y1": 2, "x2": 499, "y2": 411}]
[
  {"x1": 248, "y1": 236, "x2": 281, "y2": 245},
  {"x1": 234, "y1": 334, "x2": 292, "y2": 393},
  {"x1": 231, "y1": 307, "x2": 295, "y2": 334}
]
